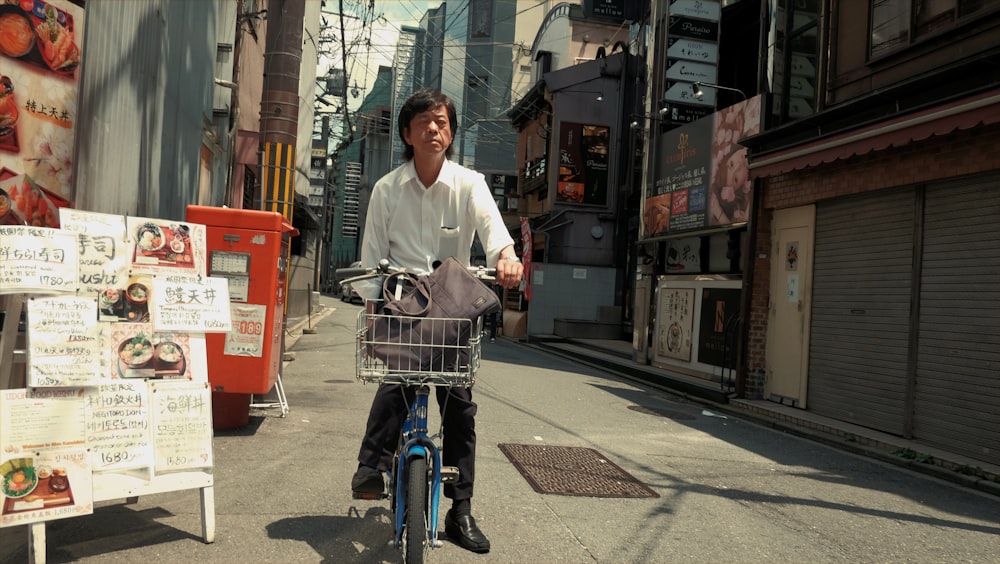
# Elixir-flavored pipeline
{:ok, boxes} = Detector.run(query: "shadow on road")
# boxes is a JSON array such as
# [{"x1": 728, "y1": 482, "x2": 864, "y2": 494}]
[{"x1": 267, "y1": 505, "x2": 401, "y2": 563}]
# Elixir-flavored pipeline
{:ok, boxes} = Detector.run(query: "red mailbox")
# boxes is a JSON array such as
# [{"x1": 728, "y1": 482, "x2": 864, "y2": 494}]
[{"x1": 185, "y1": 205, "x2": 296, "y2": 428}]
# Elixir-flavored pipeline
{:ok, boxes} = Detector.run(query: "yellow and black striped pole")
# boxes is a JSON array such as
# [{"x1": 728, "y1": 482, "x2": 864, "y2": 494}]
[{"x1": 261, "y1": 141, "x2": 295, "y2": 224}]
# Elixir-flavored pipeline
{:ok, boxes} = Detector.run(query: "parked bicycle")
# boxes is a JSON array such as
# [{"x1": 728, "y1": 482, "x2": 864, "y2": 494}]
[{"x1": 335, "y1": 260, "x2": 496, "y2": 564}]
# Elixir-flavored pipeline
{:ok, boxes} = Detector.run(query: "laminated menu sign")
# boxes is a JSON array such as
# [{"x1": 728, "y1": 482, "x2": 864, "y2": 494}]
[
  {"x1": 59, "y1": 209, "x2": 129, "y2": 297},
  {"x1": 0, "y1": 224, "x2": 78, "y2": 293},
  {"x1": 0, "y1": 448, "x2": 93, "y2": 527},
  {"x1": 126, "y1": 217, "x2": 206, "y2": 277},
  {"x1": 85, "y1": 382, "x2": 151, "y2": 471},
  {"x1": 108, "y1": 322, "x2": 194, "y2": 381},
  {"x1": 151, "y1": 381, "x2": 212, "y2": 471},
  {"x1": 0, "y1": 387, "x2": 94, "y2": 526},
  {"x1": 0, "y1": 387, "x2": 87, "y2": 454},
  {"x1": 150, "y1": 274, "x2": 232, "y2": 333},
  {"x1": 27, "y1": 295, "x2": 103, "y2": 386}
]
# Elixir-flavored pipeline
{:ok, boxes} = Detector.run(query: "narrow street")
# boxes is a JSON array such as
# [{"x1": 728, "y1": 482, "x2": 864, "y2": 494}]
[{"x1": 2, "y1": 297, "x2": 997, "y2": 563}]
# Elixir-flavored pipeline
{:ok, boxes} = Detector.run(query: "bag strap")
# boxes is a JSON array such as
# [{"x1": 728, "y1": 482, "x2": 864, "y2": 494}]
[{"x1": 382, "y1": 272, "x2": 432, "y2": 316}]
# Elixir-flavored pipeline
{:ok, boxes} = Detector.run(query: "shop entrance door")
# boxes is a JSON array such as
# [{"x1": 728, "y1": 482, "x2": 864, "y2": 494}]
[{"x1": 765, "y1": 205, "x2": 815, "y2": 407}]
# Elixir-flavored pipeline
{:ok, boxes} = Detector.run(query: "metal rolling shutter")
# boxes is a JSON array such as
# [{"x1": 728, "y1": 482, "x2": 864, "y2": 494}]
[
  {"x1": 808, "y1": 188, "x2": 916, "y2": 434},
  {"x1": 914, "y1": 176, "x2": 1000, "y2": 466}
]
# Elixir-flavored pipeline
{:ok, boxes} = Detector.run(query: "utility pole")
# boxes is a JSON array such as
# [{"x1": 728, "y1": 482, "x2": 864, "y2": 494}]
[
  {"x1": 260, "y1": 0, "x2": 305, "y2": 221},
  {"x1": 320, "y1": 115, "x2": 333, "y2": 291}
]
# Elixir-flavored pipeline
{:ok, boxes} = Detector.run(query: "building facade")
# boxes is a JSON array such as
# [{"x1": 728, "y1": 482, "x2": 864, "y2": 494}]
[{"x1": 742, "y1": 0, "x2": 1000, "y2": 467}]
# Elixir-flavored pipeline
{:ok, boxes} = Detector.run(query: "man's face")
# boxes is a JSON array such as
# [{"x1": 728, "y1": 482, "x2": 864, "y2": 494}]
[{"x1": 403, "y1": 105, "x2": 452, "y2": 158}]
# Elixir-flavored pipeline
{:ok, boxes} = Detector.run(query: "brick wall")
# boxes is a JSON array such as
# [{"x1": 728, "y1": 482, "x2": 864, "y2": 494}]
[{"x1": 742, "y1": 122, "x2": 1000, "y2": 398}]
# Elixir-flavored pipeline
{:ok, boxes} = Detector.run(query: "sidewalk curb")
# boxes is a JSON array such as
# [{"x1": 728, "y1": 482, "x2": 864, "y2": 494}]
[{"x1": 284, "y1": 306, "x2": 335, "y2": 350}]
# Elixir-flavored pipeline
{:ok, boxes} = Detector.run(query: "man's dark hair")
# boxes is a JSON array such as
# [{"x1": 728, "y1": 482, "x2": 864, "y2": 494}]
[{"x1": 398, "y1": 88, "x2": 458, "y2": 161}]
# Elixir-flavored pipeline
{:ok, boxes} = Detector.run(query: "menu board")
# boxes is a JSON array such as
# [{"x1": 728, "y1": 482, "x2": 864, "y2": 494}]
[
  {"x1": 0, "y1": 388, "x2": 93, "y2": 525},
  {"x1": 59, "y1": 209, "x2": 129, "y2": 296},
  {"x1": 150, "y1": 274, "x2": 232, "y2": 333},
  {"x1": 0, "y1": 224, "x2": 78, "y2": 293},
  {"x1": 85, "y1": 382, "x2": 151, "y2": 471},
  {"x1": 27, "y1": 295, "x2": 103, "y2": 386},
  {"x1": 0, "y1": 387, "x2": 87, "y2": 451},
  {"x1": 1, "y1": 211, "x2": 216, "y2": 529},
  {"x1": 151, "y1": 381, "x2": 212, "y2": 472}
]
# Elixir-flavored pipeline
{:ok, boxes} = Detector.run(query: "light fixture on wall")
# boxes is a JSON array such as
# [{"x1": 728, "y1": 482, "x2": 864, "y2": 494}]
[
  {"x1": 563, "y1": 89, "x2": 605, "y2": 102},
  {"x1": 692, "y1": 81, "x2": 748, "y2": 101}
]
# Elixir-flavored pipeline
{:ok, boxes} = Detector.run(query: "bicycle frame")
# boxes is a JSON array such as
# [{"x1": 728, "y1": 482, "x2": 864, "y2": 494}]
[
  {"x1": 390, "y1": 385, "x2": 444, "y2": 550},
  {"x1": 339, "y1": 260, "x2": 492, "y2": 562}
]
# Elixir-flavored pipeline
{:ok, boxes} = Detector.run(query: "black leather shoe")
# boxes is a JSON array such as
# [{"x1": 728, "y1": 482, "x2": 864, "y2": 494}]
[
  {"x1": 445, "y1": 509, "x2": 490, "y2": 553},
  {"x1": 351, "y1": 465, "x2": 384, "y2": 496}
]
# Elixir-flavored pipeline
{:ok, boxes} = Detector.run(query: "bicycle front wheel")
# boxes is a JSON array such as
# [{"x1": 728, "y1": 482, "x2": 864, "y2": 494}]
[{"x1": 404, "y1": 456, "x2": 429, "y2": 564}]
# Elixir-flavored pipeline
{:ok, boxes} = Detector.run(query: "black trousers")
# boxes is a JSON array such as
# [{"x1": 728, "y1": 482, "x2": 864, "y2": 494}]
[{"x1": 357, "y1": 383, "x2": 478, "y2": 500}]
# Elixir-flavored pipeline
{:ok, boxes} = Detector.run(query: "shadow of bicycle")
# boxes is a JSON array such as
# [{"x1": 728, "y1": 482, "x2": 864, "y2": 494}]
[{"x1": 267, "y1": 505, "x2": 402, "y2": 563}]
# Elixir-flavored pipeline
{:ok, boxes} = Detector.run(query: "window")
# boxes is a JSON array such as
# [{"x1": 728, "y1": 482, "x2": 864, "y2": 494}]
[
  {"x1": 870, "y1": 0, "x2": 998, "y2": 58},
  {"x1": 770, "y1": 0, "x2": 822, "y2": 125}
]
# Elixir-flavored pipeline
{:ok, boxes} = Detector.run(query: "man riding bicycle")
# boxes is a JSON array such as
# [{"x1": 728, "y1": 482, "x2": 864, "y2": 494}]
[{"x1": 350, "y1": 88, "x2": 523, "y2": 554}]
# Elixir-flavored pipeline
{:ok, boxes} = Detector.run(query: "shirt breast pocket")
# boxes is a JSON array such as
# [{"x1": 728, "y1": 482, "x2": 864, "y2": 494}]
[{"x1": 438, "y1": 225, "x2": 461, "y2": 259}]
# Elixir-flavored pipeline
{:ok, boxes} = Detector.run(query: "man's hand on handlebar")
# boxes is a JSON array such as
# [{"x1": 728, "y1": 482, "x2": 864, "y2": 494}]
[{"x1": 495, "y1": 255, "x2": 523, "y2": 289}]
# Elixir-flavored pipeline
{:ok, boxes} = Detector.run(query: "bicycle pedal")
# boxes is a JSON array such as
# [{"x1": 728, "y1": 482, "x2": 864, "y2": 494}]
[
  {"x1": 352, "y1": 491, "x2": 387, "y2": 501},
  {"x1": 439, "y1": 466, "x2": 460, "y2": 483}
]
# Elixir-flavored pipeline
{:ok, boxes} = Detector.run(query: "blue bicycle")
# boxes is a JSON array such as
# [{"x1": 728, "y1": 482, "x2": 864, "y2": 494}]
[{"x1": 338, "y1": 261, "x2": 491, "y2": 564}]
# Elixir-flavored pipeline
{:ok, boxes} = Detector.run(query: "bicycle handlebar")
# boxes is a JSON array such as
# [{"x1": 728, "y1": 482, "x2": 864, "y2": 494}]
[{"x1": 335, "y1": 259, "x2": 497, "y2": 285}]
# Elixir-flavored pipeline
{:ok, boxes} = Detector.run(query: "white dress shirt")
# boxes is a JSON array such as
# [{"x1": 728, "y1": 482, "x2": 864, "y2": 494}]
[{"x1": 356, "y1": 159, "x2": 514, "y2": 300}]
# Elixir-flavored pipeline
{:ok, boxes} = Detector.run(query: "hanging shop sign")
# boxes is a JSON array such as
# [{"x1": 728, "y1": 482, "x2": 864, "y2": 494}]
[
  {"x1": 667, "y1": 37, "x2": 718, "y2": 65},
  {"x1": 669, "y1": 0, "x2": 721, "y2": 21},
  {"x1": 668, "y1": 15, "x2": 719, "y2": 41},
  {"x1": 644, "y1": 95, "x2": 763, "y2": 238}
]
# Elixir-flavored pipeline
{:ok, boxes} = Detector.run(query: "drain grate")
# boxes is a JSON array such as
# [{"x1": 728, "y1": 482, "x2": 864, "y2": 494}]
[{"x1": 497, "y1": 444, "x2": 659, "y2": 498}]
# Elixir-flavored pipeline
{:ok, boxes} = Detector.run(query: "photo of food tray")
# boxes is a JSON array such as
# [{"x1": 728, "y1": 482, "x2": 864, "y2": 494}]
[
  {"x1": 131, "y1": 221, "x2": 195, "y2": 269},
  {"x1": 1, "y1": 463, "x2": 74, "y2": 516},
  {"x1": 0, "y1": 1, "x2": 80, "y2": 76},
  {"x1": 115, "y1": 331, "x2": 187, "y2": 378}
]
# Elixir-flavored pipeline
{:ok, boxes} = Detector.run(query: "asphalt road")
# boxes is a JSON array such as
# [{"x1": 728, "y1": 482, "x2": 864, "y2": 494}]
[{"x1": 2, "y1": 296, "x2": 998, "y2": 563}]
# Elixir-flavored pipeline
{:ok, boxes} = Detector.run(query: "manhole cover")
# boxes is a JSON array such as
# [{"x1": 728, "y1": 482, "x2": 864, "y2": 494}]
[
  {"x1": 628, "y1": 404, "x2": 696, "y2": 420},
  {"x1": 497, "y1": 444, "x2": 659, "y2": 498}
]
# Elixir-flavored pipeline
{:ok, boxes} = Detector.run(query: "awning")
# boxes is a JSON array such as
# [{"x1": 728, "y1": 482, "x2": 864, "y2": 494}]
[{"x1": 749, "y1": 89, "x2": 1000, "y2": 178}]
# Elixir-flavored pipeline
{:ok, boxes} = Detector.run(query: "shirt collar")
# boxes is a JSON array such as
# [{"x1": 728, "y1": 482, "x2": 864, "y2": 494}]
[{"x1": 402, "y1": 158, "x2": 458, "y2": 191}]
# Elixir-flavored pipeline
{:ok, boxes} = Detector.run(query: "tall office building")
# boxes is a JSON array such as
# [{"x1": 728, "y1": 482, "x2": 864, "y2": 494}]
[{"x1": 391, "y1": 26, "x2": 422, "y2": 169}]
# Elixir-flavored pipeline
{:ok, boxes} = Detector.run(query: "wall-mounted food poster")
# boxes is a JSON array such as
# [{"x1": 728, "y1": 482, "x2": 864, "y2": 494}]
[{"x1": 0, "y1": 0, "x2": 84, "y2": 228}]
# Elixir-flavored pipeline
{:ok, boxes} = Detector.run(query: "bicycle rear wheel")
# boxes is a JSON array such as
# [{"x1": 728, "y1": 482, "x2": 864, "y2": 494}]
[{"x1": 404, "y1": 456, "x2": 429, "y2": 564}]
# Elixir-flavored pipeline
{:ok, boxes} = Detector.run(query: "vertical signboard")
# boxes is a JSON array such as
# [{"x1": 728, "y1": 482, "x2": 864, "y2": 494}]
[
  {"x1": 557, "y1": 123, "x2": 610, "y2": 206},
  {"x1": 663, "y1": 0, "x2": 721, "y2": 127}
]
